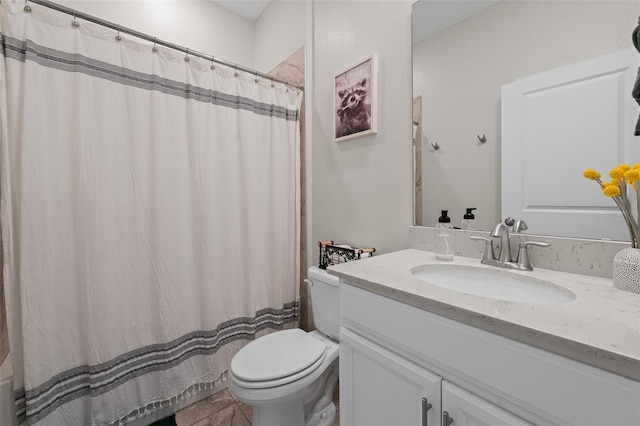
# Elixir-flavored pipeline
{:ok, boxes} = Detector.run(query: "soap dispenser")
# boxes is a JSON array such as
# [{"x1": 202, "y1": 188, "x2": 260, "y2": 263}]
[
  {"x1": 435, "y1": 210, "x2": 454, "y2": 261},
  {"x1": 461, "y1": 208, "x2": 477, "y2": 230}
]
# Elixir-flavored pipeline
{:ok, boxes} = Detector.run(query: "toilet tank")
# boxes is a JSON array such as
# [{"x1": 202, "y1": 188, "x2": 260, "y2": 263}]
[{"x1": 306, "y1": 266, "x2": 340, "y2": 341}]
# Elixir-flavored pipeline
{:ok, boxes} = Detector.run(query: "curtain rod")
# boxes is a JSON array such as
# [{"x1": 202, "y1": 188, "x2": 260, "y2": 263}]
[{"x1": 25, "y1": 0, "x2": 304, "y2": 91}]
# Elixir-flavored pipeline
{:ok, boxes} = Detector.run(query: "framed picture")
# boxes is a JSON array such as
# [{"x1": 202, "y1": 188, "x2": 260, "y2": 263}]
[{"x1": 334, "y1": 54, "x2": 378, "y2": 142}]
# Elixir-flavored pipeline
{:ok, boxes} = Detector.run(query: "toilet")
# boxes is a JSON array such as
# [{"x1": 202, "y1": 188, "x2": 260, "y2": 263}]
[{"x1": 229, "y1": 267, "x2": 340, "y2": 426}]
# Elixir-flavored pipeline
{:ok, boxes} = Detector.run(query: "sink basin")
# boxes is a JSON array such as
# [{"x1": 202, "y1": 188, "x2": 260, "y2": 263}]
[{"x1": 411, "y1": 264, "x2": 576, "y2": 304}]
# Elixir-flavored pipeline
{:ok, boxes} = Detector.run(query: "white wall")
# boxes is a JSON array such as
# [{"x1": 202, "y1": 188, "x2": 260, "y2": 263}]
[
  {"x1": 254, "y1": 0, "x2": 307, "y2": 73},
  {"x1": 413, "y1": 1, "x2": 639, "y2": 231},
  {"x1": 311, "y1": 0, "x2": 413, "y2": 256},
  {"x1": 58, "y1": 0, "x2": 256, "y2": 67}
]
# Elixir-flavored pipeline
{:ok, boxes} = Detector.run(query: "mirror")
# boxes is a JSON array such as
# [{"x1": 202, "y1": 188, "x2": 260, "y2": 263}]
[{"x1": 412, "y1": 0, "x2": 639, "y2": 238}]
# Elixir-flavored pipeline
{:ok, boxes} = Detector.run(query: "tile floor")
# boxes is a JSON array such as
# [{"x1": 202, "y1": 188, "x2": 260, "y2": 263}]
[{"x1": 173, "y1": 384, "x2": 340, "y2": 426}]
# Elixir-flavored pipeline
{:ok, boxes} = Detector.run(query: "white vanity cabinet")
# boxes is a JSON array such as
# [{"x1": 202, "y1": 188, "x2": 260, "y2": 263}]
[
  {"x1": 339, "y1": 281, "x2": 640, "y2": 426},
  {"x1": 340, "y1": 328, "x2": 442, "y2": 426},
  {"x1": 441, "y1": 381, "x2": 530, "y2": 426},
  {"x1": 340, "y1": 328, "x2": 530, "y2": 426}
]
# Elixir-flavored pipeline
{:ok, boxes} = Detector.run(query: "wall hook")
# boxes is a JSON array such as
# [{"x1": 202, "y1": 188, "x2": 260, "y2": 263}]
[
  {"x1": 477, "y1": 134, "x2": 487, "y2": 143},
  {"x1": 430, "y1": 142, "x2": 440, "y2": 151}
]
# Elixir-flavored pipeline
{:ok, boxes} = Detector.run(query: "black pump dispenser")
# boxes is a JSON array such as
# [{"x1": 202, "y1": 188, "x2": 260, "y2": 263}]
[
  {"x1": 464, "y1": 208, "x2": 476, "y2": 220},
  {"x1": 438, "y1": 210, "x2": 451, "y2": 223}
]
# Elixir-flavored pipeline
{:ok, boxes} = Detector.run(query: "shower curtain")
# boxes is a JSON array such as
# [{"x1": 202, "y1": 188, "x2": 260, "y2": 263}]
[{"x1": 0, "y1": 1, "x2": 301, "y2": 425}]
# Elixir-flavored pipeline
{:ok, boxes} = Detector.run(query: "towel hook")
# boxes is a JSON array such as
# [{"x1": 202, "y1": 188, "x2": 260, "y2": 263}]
[
  {"x1": 24, "y1": 0, "x2": 32, "y2": 13},
  {"x1": 430, "y1": 142, "x2": 440, "y2": 151},
  {"x1": 71, "y1": 9, "x2": 79, "y2": 27},
  {"x1": 477, "y1": 134, "x2": 487, "y2": 143}
]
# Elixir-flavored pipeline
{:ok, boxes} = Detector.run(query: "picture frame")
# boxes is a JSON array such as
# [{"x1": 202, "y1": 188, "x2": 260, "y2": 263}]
[{"x1": 334, "y1": 54, "x2": 378, "y2": 142}]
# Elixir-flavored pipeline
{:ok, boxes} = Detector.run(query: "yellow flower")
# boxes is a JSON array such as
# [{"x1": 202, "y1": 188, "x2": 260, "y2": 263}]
[
  {"x1": 583, "y1": 169, "x2": 601, "y2": 180},
  {"x1": 618, "y1": 164, "x2": 631, "y2": 172},
  {"x1": 603, "y1": 185, "x2": 621, "y2": 197},
  {"x1": 609, "y1": 167, "x2": 625, "y2": 179},
  {"x1": 633, "y1": 163, "x2": 640, "y2": 169},
  {"x1": 624, "y1": 169, "x2": 640, "y2": 183}
]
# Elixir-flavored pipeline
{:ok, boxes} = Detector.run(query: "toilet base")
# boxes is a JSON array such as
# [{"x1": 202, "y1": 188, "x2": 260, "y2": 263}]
[
  {"x1": 305, "y1": 401, "x2": 336, "y2": 426},
  {"x1": 229, "y1": 330, "x2": 340, "y2": 426},
  {"x1": 245, "y1": 360, "x2": 338, "y2": 426}
]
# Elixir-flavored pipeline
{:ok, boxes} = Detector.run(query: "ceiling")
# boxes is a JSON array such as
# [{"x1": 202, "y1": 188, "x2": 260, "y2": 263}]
[
  {"x1": 412, "y1": 0, "x2": 500, "y2": 45},
  {"x1": 210, "y1": 0, "x2": 271, "y2": 21},
  {"x1": 210, "y1": 0, "x2": 500, "y2": 38}
]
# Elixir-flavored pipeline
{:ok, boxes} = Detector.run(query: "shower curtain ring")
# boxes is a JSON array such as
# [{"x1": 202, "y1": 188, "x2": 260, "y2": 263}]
[
  {"x1": 115, "y1": 25, "x2": 122, "y2": 41},
  {"x1": 254, "y1": 70, "x2": 259, "y2": 84},
  {"x1": 270, "y1": 76, "x2": 275, "y2": 88},
  {"x1": 184, "y1": 48, "x2": 190, "y2": 62},
  {"x1": 24, "y1": 0, "x2": 32, "y2": 13},
  {"x1": 234, "y1": 64, "x2": 239, "y2": 77},
  {"x1": 152, "y1": 37, "x2": 158, "y2": 52},
  {"x1": 71, "y1": 9, "x2": 79, "y2": 27}
]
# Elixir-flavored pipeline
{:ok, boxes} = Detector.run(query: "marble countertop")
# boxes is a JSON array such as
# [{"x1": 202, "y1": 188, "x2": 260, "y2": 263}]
[{"x1": 327, "y1": 249, "x2": 640, "y2": 381}]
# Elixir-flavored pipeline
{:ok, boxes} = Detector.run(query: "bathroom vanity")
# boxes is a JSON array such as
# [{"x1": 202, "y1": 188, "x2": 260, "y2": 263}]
[{"x1": 328, "y1": 250, "x2": 640, "y2": 426}]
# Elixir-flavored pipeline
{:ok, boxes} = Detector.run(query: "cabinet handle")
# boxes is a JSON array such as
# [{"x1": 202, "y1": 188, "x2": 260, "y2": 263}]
[
  {"x1": 442, "y1": 410, "x2": 453, "y2": 426},
  {"x1": 421, "y1": 397, "x2": 432, "y2": 426}
]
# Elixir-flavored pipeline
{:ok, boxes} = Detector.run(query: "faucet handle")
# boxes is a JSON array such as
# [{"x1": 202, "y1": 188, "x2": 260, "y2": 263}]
[
  {"x1": 469, "y1": 236, "x2": 496, "y2": 262},
  {"x1": 516, "y1": 241, "x2": 551, "y2": 271}
]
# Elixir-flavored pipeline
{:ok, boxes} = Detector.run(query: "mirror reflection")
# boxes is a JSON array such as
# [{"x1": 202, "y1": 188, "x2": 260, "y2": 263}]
[{"x1": 412, "y1": 0, "x2": 638, "y2": 239}]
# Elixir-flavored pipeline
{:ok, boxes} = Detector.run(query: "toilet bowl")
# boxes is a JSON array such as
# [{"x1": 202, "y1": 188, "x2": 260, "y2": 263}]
[{"x1": 228, "y1": 267, "x2": 340, "y2": 426}]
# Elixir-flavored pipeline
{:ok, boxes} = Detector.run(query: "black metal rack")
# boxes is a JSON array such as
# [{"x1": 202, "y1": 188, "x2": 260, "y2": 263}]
[{"x1": 318, "y1": 241, "x2": 375, "y2": 270}]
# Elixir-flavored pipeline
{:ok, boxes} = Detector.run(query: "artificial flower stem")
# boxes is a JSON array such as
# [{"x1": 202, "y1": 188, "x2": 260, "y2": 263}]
[{"x1": 610, "y1": 195, "x2": 639, "y2": 248}]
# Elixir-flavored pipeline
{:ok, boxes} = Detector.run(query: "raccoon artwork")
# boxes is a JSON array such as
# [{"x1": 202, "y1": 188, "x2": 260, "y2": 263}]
[
  {"x1": 334, "y1": 55, "x2": 377, "y2": 141},
  {"x1": 336, "y1": 78, "x2": 371, "y2": 138}
]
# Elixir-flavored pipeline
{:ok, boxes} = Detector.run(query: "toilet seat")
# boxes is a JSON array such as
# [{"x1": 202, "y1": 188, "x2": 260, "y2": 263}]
[{"x1": 230, "y1": 329, "x2": 327, "y2": 389}]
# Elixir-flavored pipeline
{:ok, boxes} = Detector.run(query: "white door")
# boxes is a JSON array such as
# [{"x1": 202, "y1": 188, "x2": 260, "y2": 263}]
[
  {"x1": 442, "y1": 381, "x2": 531, "y2": 426},
  {"x1": 501, "y1": 48, "x2": 639, "y2": 241},
  {"x1": 340, "y1": 328, "x2": 441, "y2": 426}
]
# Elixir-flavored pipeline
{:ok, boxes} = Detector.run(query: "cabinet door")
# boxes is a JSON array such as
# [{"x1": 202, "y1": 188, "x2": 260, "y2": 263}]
[
  {"x1": 442, "y1": 381, "x2": 531, "y2": 426},
  {"x1": 340, "y1": 328, "x2": 441, "y2": 426}
]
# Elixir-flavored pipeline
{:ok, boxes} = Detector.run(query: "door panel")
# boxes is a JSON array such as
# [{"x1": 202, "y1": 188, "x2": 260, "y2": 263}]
[{"x1": 502, "y1": 48, "x2": 639, "y2": 240}]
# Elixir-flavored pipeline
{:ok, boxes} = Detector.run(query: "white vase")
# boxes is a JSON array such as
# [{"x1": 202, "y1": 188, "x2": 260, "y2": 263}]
[{"x1": 612, "y1": 247, "x2": 640, "y2": 294}]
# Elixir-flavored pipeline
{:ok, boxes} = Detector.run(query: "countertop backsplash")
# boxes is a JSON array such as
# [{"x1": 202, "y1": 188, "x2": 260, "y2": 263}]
[{"x1": 409, "y1": 226, "x2": 629, "y2": 280}]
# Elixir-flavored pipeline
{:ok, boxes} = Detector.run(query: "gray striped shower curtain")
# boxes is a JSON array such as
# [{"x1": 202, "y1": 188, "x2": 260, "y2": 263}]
[{"x1": 0, "y1": 1, "x2": 301, "y2": 424}]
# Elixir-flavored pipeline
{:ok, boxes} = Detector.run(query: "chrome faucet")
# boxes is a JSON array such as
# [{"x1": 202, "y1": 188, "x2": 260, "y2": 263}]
[
  {"x1": 469, "y1": 222, "x2": 551, "y2": 271},
  {"x1": 513, "y1": 219, "x2": 528, "y2": 233},
  {"x1": 491, "y1": 222, "x2": 512, "y2": 264}
]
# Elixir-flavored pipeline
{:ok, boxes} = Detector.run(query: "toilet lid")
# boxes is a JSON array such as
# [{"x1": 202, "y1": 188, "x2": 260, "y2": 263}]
[{"x1": 231, "y1": 329, "x2": 327, "y2": 382}]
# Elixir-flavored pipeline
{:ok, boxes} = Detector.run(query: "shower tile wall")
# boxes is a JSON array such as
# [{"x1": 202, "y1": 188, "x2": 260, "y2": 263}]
[{"x1": 267, "y1": 46, "x2": 309, "y2": 330}]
